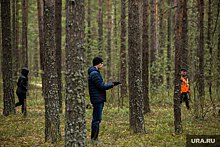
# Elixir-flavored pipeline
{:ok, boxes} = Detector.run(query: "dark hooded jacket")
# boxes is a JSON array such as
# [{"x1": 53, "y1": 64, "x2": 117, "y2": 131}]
[
  {"x1": 16, "y1": 68, "x2": 29, "y2": 94},
  {"x1": 88, "y1": 66, "x2": 113, "y2": 104}
]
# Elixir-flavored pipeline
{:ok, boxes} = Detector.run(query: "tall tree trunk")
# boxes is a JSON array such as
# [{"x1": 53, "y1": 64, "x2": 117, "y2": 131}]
[
  {"x1": 37, "y1": 0, "x2": 44, "y2": 94},
  {"x1": 142, "y1": 0, "x2": 150, "y2": 114},
  {"x1": 22, "y1": 0, "x2": 28, "y2": 68},
  {"x1": 167, "y1": 0, "x2": 171, "y2": 92},
  {"x1": 181, "y1": 0, "x2": 188, "y2": 69},
  {"x1": 208, "y1": 0, "x2": 216, "y2": 115},
  {"x1": 120, "y1": 0, "x2": 127, "y2": 107},
  {"x1": 98, "y1": 0, "x2": 103, "y2": 54},
  {"x1": 173, "y1": 0, "x2": 183, "y2": 134},
  {"x1": 15, "y1": 0, "x2": 20, "y2": 75},
  {"x1": 218, "y1": 18, "x2": 220, "y2": 99},
  {"x1": 198, "y1": 0, "x2": 205, "y2": 117},
  {"x1": 22, "y1": 0, "x2": 28, "y2": 116},
  {"x1": 34, "y1": 29, "x2": 38, "y2": 77},
  {"x1": 128, "y1": 0, "x2": 146, "y2": 134},
  {"x1": 150, "y1": 0, "x2": 157, "y2": 92},
  {"x1": 55, "y1": 0, "x2": 62, "y2": 114},
  {"x1": 87, "y1": 0, "x2": 91, "y2": 66},
  {"x1": 12, "y1": 0, "x2": 16, "y2": 82},
  {"x1": 65, "y1": 0, "x2": 87, "y2": 146},
  {"x1": 1, "y1": 0, "x2": 15, "y2": 116},
  {"x1": 158, "y1": 0, "x2": 165, "y2": 86},
  {"x1": 107, "y1": 0, "x2": 111, "y2": 83},
  {"x1": 43, "y1": 0, "x2": 61, "y2": 143}
]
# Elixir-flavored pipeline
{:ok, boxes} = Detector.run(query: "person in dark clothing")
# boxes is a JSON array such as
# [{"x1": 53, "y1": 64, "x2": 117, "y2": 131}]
[
  {"x1": 15, "y1": 68, "x2": 29, "y2": 113},
  {"x1": 180, "y1": 68, "x2": 190, "y2": 110},
  {"x1": 88, "y1": 57, "x2": 121, "y2": 144}
]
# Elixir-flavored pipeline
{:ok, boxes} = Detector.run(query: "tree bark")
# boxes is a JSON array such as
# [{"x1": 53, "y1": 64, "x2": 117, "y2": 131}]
[
  {"x1": 167, "y1": 0, "x2": 171, "y2": 91},
  {"x1": 43, "y1": 0, "x2": 61, "y2": 143},
  {"x1": 12, "y1": 0, "x2": 16, "y2": 81},
  {"x1": 87, "y1": 0, "x2": 91, "y2": 66},
  {"x1": 120, "y1": 0, "x2": 127, "y2": 107},
  {"x1": 218, "y1": 16, "x2": 220, "y2": 98},
  {"x1": 181, "y1": 0, "x2": 188, "y2": 69},
  {"x1": 1, "y1": 0, "x2": 16, "y2": 116},
  {"x1": 65, "y1": 0, "x2": 87, "y2": 146},
  {"x1": 207, "y1": 0, "x2": 216, "y2": 115},
  {"x1": 55, "y1": 0, "x2": 62, "y2": 114},
  {"x1": 15, "y1": 0, "x2": 20, "y2": 74},
  {"x1": 22, "y1": 0, "x2": 28, "y2": 68},
  {"x1": 198, "y1": 0, "x2": 205, "y2": 117},
  {"x1": 37, "y1": 0, "x2": 44, "y2": 94},
  {"x1": 158, "y1": 0, "x2": 165, "y2": 86},
  {"x1": 128, "y1": 0, "x2": 146, "y2": 134},
  {"x1": 98, "y1": 0, "x2": 103, "y2": 54},
  {"x1": 34, "y1": 29, "x2": 38, "y2": 77},
  {"x1": 150, "y1": 0, "x2": 158, "y2": 91},
  {"x1": 173, "y1": 0, "x2": 183, "y2": 134},
  {"x1": 107, "y1": 0, "x2": 111, "y2": 83},
  {"x1": 142, "y1": 0, "x2": 150, "y2": 114}
]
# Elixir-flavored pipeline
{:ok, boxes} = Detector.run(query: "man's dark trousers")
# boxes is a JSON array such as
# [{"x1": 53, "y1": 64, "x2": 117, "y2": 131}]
[
  {"x1": 180, "y1": 92, "x2": 190, "y2": 109},
  {"x1": 15, "y1": 93, "x2": 26, "y2": 113},
  {"x1": 92, "y1": 102, "x2": 104, "y2": 130}
]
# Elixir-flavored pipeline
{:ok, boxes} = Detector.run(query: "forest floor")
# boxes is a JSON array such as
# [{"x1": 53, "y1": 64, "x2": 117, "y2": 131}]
[{"x1": 0, "y1": 82, "x2": 219, "y2": 147}]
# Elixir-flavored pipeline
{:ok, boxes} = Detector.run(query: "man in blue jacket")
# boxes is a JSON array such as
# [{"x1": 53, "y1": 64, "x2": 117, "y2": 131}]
[{"x1": 88, "y1": 57, "x2": 121, "y2": 144}]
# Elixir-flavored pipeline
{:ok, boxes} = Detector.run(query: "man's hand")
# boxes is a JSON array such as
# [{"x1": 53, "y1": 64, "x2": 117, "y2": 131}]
[
  {"x1": 112, "y1": 82, "x2": 122, "y2": 86},
  {"x1": 188, "y1": 90, "x2": 191, "y2": 94}
]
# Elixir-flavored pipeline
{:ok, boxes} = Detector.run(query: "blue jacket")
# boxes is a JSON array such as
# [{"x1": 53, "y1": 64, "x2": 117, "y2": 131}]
[
  {"x1": 16, "y1": 68, "x2": 29, "y2": 94},
  {"x1": 88, "y1": 66, "x2": 113, "y2": 104}
]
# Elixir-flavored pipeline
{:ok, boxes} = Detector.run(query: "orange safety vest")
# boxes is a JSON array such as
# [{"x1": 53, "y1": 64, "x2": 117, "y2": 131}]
[{"x1": 181, "y1": 76, "x2": 189, "y2": 92}]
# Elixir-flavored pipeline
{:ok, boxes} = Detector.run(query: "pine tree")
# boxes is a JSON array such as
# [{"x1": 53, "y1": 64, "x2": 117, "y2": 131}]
[
  {"x1": 44, "y1": 0, "x2": 61, "y2": 143},
  {"x1": 128, "y1": 0, "x2": 146, "y2": 134},
  {"x1": 173, "y1": 0, "x2": 182, "y2": 134},
  {"x1": 1, "y1": 0, "x2": 15, "y2": 116},
  {"x1": 120, "y1": 0, "x2": 127, "y2": 106},
  {"x1": 142, "y1": 0, "x2": 150, "y2": 113},
  {"x1": 65, "y1": 0, "x2": 87, "y2": 146},
  {"x1": 55, "y1": 0, "x2": 62, "y2": 114}
]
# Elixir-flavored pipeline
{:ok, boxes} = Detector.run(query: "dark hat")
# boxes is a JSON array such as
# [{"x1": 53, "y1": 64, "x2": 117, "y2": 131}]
[
  {"x1": 22, "y1": 67, "x2": 29, "y2": 76},
  {"x1": 93, "y1": 57, "x2": 103, "y2": 66},
  {"x1": 181, "y1": 68, "x2": 187, "y2": 71}
]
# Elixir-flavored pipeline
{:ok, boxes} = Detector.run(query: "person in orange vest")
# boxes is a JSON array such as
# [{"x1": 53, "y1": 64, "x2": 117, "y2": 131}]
[{"x1": 180, "y1": 68, "x2": 190, "y2": 109}]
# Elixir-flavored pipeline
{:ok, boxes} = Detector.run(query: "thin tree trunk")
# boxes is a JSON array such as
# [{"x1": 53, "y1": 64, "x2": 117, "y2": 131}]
[
  {"x1": 1, "y1": 0, "x2": 15, "y2": 116},
  {"x1": 218, "y1": 17, "x2": 220, "y2": 99},
  {"x1": 22, "y1": 0, "x2": 28, "y2": 68},
  {"x1": 15, "y1": 0, "x2": 20, "y2": 75},
  {"x1": 158, "y1": 0, "x2": 165, "y2": 86},
  {"x1": 37, "y1": 0, "x2": 44, "y2": 94},
  {"x1": 87, "y1": 0, "x2": 91, "y2": 66},
  {"x1": 34, "y1": 29, "x2": 38, "y2": 77},
  {"x1": 173, "y1": 0, "x2": 182, "y2": 134},
  {"x1": 12, "y1": 0, "x2": 16, "y2": 82},
  {"x1": 208, "y1": 0, "x2": 216, "y2": 115},
  {"x1": 167, "y1": 0, "x2": 171, "y2": 92},
  {"x1": 181, "y1": 0, "x2": 188, "y2": 69},
  {"x1": 150, "y1": 0, "x2": 157, "y2": 92},
  {"x1": 128, "y1": 0, "x2": 146, "y2": 134},
  {"x1": 44, "y1": 0, "x2": 61, "y2": 143},
  {"x1": 55, "y1": 0, "x2": 62, "y2": 114},
  {"x1": 22, "y1": 0, "x2": 28, "y2": 116},
  {"x1": 198, "y1": 0, "x2": 205, "y2": 118},
  {"x1": 142, "y1": 0, "x2": 150, "y2": 114},
  {"x1": 120, "y1": 0, "x2": 127, "y2": 107},
  {"x1": 98, "y1": 0, "x2": 103, "y2": 55},
  {"x1": 65, "y1": 0, "x2": 87, "y2": 146},
  {"x1": 107, "y1": 0, "x2": 111, "y2": 83}
]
